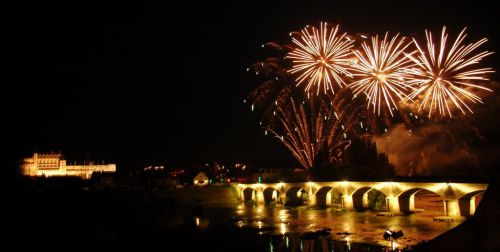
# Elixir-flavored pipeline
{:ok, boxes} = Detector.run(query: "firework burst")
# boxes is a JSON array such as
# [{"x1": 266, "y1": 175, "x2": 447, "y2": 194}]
[
  {"x1": 407, "y1": 26, "x2": 494, "y2": 118},
  {"x1": 288, "y1": 22, "x2": 356, "y2": 95},
  {"x1": 349, "y1": 33, "x2": 416, "y2": 117}
]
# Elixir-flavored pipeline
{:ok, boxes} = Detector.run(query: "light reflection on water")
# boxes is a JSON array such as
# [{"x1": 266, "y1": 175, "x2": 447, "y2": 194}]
[{"x1": 231, "y1": 204, "x2": 460, "y2": 250}]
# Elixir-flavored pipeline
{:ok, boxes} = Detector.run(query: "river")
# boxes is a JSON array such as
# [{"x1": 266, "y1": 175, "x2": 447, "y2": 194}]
[{"x1": 182, "y1": 190, "x2": 467, "y2": 251}]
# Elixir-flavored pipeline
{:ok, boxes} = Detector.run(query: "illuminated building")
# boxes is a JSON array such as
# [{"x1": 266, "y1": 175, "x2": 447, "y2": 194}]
[
  {"x1": 21, "y1": 152, "x2": 116, "y2": 179},
  {"x1": 193, "y1": 172, "x2": 209, "y2": 186}
]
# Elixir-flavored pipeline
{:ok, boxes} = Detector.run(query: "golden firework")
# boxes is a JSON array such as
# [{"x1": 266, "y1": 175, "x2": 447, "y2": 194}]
[
  {"x1": 349, "y1": 33, "x2": 416, "y2": 116},
  {"x1": 407, "y1": 26, "x2": 494, "y2": 118},
  {"x1": 288, "y1": 22, "x2": 356, "y2": 95}
]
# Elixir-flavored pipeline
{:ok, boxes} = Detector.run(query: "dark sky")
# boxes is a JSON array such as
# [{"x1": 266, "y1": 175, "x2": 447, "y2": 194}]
[{"x1": 4, "y1": 1, "x2": 500, "y2": 173}]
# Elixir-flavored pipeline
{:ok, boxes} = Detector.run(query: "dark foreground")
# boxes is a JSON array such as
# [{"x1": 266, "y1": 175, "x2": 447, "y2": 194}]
[
  {"x1": 6, "y1": 185, "x2": 380, "y2": 251},
  {"x1": 10, "y1": 172, "x2": 500, "y2": 252},
  {"x1": 7, "y1": 179, "x2": 476, "y2": 252}
]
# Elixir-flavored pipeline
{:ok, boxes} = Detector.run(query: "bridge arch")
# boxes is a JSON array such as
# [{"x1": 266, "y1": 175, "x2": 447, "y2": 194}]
[
  {"x1": 315, "y1": 186, "x2": 342, "y2": 207},
  {"x1": 242, "y1": 187, "x2": 256, "y2": 202},
  {"x1": 351, "y1": 187, "x2": 387, "y2": 210},
  {"x1": 263, "y1": 187, "x2": 281, "y2": 204},
  {"x1": 234, "y1": 181, "x2": 488, "y2": 216},
  {"x1": 285, "y1": 186, "x2": 308, "y2": 206},
  {"x1": 397, "y1": 188, "x2": 443, "y2": 213},
  {"x1": 458, "y1": 190, "x2": 486, "y2": 216}
]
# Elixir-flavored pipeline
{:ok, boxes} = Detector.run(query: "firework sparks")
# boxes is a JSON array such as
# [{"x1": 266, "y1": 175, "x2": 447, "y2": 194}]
[
  {"x1": 349, "y1": 33, "x2": 416, "y2": 117},
  {"x1": 265, "y1": 92, "x2": 361, "y2": 171},
  {"x1": 407, "y1": 26, "x2": 494, "y2": 118},
  {"x1": 288, "y1": 22, "x2": 356, "y2": 95}
]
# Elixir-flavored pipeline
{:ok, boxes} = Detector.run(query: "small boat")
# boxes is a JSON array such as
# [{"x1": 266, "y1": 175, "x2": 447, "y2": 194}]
[{"x1": 383, "y1": 229, "x2": 404, "y2": 240}]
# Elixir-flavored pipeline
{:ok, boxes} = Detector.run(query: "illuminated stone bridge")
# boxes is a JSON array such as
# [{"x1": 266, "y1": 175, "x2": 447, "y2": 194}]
[{"x1": 235, "y1": 181, "x2": 488, "y2": 217}]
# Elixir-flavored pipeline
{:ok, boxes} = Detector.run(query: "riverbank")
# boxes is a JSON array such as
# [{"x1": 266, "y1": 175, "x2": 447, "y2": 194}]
[{"x1": 149, "y1": 185, "x2": 239, "y2": 207}]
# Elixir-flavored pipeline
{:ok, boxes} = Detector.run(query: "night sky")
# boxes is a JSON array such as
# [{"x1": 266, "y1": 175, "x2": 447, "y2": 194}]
[{"x1": 4, "y1": 1, "x2": 500, "y2": 173}]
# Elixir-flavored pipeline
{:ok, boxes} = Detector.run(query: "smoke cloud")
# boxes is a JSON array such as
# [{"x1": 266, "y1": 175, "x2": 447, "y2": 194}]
[{"x1": 375, "y1": 81, "x2": 500, "y2": 177}]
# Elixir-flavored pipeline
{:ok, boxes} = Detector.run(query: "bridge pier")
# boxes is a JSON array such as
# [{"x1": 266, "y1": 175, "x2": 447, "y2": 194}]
[
  {"x1": 386, "y1": 196, "x2": 400, "y2": 212},
  {"x1": 443, "y1": 199, "x2": 460, "y2": 216},
  {"x1": 271, "y1": 190, "x2": 280, "y2": 204},
  {"x1": 256, "y1": 189, "x2": 265, "y2": 204},
  {"x1": 307, "y1": 193, "x2": 316, "y2": 206},
  {"x1": 341, "y1": 195, "x2": 354, "y2": 210},
  {"x1": 325, "y1": 191, "x2": 332, "y2": 206},
  {"x1": 281, "y1": 194, "x2": 287, "y2": 205}
]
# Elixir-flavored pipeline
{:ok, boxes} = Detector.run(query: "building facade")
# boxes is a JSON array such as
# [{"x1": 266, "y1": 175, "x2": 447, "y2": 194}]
[
  {"x1": 21, "y1": 153, "x2": 116, "y2": 179},
  {"x1": 193, "y1": 172, "x2": 208, "y2": 186}
]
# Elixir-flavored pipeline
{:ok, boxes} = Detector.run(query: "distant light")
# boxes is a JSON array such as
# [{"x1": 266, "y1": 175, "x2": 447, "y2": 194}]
[{"x1": 280, "y1": 223, "x2": 287, "y2": 235}]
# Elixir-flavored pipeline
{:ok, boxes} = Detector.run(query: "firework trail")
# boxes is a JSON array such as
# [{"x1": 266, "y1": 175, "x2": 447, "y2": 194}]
[
  {"x1": 406, "y1": 26, "x2": 494, "y2": 118},
  {"x1": 264, "y1": 90, "x2": 366, "y2": 171}
]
